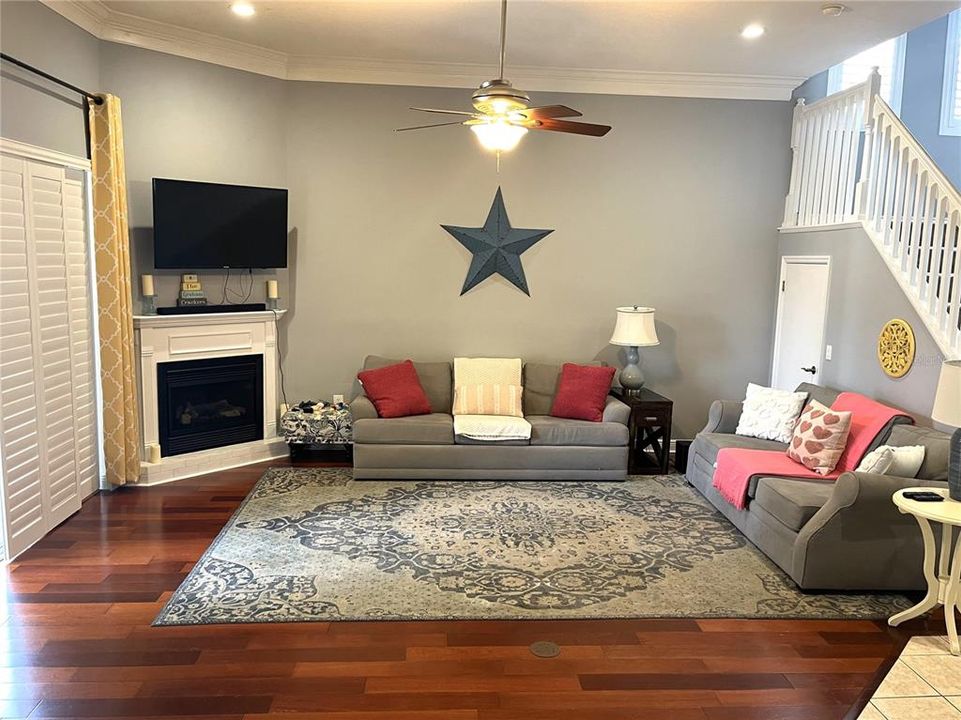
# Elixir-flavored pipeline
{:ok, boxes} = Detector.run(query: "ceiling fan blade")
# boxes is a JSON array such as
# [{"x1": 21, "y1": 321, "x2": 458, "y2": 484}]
[
  {"x1": 410, "y1": 107, "x2": 477, "y2": 117},
  {"x1": 532, "y1": 118, "x2": 612, "y2": 137},
  {"x1": 517, "y1": 105, "x2": 582, "y2": 120},
  {"x1": 395, "y1": 121, "x2": 466, "y2": 132}
]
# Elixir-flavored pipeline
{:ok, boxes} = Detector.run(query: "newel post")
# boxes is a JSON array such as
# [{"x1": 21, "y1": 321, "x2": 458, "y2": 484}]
[
  {"x1": 854, "y1": 66, "x2": 882, "y2": 220},
  {"x1": 783, "y1": 97, "x2": 806, "y2": 227}
]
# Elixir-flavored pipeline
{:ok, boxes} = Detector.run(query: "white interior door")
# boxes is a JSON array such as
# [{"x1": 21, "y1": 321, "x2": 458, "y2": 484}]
[{"x1": 771, "y1": 256, "x2": 831, "y2": 392}]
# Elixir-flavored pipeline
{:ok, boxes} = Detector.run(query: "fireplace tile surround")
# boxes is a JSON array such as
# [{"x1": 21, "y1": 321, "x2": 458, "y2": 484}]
[{"x1": 133, "y1": 311, "x2": 287, "y2": 485}]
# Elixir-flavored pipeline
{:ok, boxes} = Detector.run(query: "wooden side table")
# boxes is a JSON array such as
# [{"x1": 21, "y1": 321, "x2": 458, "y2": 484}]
[
  {"x1": 612, "y1": 388, "x2": 673, "y2": 475},
  {"x1": 889, "y1": 488, "x2": 961, "y2": 655}
]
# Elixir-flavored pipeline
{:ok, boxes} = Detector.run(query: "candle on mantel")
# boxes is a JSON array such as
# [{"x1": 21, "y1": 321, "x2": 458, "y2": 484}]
[
  {"x1": 147, "y1": 443, "x2": 161, "y2": 464},
  {"x1": 141, "y1": 273, "x2": 155, "y2": 297},
  {"x1": 266, "y1": 280, "x2": 279, "y2": 299}
]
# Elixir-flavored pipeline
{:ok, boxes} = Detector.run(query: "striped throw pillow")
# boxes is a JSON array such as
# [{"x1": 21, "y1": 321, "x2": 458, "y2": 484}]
[{"x1": 453, "y1": 384, "x2": 524, "y2": 417}]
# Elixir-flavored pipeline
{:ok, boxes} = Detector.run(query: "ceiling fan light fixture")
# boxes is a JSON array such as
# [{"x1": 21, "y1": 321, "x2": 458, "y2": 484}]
[
  {"x1": 471, "y1": 79, "x2": 530, "y2": 115},
  {"x1": 230, "y1": 2, "x2": 255, "y2": 17},
  {"x1": 470, "y1": 119, "x2": 527, "y2": 152}
]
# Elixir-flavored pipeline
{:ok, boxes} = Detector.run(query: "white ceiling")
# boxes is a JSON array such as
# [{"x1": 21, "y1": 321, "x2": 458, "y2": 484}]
[{"x1": 43, "y1": 0, "x2": 960, "y2": 100}]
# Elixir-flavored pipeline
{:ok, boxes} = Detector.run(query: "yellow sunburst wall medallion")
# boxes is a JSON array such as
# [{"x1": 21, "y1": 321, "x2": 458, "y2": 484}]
[{"x1": 877, "y1": 319, "x2": 916, "y2": 379}]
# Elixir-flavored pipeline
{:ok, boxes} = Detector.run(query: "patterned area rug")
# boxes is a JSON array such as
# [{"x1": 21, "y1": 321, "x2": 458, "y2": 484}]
[{"x1": 155, "y1": 468, "x2": 914, "y2": 625}]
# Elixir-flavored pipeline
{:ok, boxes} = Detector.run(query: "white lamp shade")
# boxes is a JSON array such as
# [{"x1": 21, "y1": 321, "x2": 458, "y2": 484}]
[
  {"x1": 610, "y1": 306, "x2": 659, "y2": 347},
  {"x1": 932, "y1": 360, "x2": 961, "y2": 427}
]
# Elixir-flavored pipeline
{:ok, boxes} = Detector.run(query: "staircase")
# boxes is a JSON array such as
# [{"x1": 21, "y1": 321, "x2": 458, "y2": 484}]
[{"x1": 781, "y1": 68, "x2": 961, "y2": 359}]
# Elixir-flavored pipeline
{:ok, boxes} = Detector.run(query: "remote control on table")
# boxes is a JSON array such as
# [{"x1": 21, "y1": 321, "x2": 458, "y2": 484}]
[{"x1": 903, "y1": 491, "x2": 945, "y2": 502}]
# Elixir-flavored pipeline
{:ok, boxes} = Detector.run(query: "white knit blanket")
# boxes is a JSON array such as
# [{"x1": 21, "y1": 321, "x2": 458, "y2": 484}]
[{"x1": 453, "y1": 414, "x2": 532, "y2": 441}]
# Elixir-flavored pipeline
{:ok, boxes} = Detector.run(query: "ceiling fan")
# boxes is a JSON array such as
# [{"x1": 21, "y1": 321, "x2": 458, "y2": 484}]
[{"x1": 395, "y1": 0, "x2": 612, "y2": 153}]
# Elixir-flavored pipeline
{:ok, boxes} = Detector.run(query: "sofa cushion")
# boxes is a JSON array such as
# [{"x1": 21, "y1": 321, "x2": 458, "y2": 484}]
[
  {"x1": 753, "y1": 477, "x2": 834, "y2": 532},
  {"x1": 528, "y1": 416, "x2": 628, "y2": 447},
  {"x1": 886, "y1": 424, "x2": 951, "y2": 481},
  {"x1": 352, "y1": 413, "x2": 454, "y2": 445},
  {"x1": 362, "y1": 356, "x2": 452, "y2": 413},
  {"x1": 795, "y1": 382, "x2": 839, "y2": 408},
  {"x1": 693, "y1": 432, "x2": 788, "y2": 466},
  {"x1": 523, "y1": 363, "x2": 563, "y2": 416}
]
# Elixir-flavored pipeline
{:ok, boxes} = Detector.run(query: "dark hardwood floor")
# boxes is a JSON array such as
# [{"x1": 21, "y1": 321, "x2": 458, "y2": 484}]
[{"x1": 0, "y1": 458, "x2": 939, "y2": 719}]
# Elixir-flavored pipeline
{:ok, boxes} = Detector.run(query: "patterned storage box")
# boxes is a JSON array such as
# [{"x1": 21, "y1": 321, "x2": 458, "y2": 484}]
[{"x1": 281, "y1": 401, "x2": 352, "y2": 446}]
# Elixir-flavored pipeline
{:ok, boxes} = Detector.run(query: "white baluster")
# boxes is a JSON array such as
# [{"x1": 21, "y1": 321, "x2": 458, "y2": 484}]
[
  {"x1": 948, "y1": 208, "x2": 961, "y2": 351},
  {"x1": 783, "y1": 99, "x2": 806, "y2": 227}
]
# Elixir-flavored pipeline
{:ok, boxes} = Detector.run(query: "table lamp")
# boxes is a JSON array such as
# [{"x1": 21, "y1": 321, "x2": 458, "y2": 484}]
[
  {"x1": 610, "y1": 306, "x2": 659, "y2": 395},
  {"x1": 932, "y1": 359, "x2": 961, "y2": 500}
]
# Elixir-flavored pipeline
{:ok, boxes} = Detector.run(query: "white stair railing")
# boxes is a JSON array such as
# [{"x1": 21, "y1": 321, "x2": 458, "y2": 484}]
[
  {"x1": 782, "y1": 68, "x2": 961, "y2": 358},
  {"x1": 861, "y1": 95, "x2": 961, "y2": 356},
  {"x1": 783, "y1": 71, "x2": 878, "y2": 228}
]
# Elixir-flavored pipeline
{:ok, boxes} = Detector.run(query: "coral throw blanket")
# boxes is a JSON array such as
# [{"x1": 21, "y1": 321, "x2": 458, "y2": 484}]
[{"x1": 712, "y1": 392, "x2": 911, "y2": 510}]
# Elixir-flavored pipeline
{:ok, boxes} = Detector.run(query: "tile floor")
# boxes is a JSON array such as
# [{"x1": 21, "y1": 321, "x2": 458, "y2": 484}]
[{"x1": 858, "y1": 636, "x2": 961, "y2": 719}]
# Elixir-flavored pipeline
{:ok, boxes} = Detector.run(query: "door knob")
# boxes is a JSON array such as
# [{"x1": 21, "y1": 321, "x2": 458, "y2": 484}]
[{"x1": 801, "y1": 365, "x2": 817, "y2": 374}]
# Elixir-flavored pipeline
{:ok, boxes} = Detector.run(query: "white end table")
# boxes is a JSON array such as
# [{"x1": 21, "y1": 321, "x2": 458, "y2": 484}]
[{"x1": 889, "y1": 488, "x2": 961, "y2": 655}]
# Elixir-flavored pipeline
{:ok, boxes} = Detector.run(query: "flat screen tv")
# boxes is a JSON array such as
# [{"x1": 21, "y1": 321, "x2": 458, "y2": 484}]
[{"x1": 153, "y1": 178, "x2": 288, "y2": 269}]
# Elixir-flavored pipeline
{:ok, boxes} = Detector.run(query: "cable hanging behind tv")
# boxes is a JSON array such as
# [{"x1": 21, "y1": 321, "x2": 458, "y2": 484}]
[{"x1": 152, "y1": 178, "x2": 288, "y2": 269}]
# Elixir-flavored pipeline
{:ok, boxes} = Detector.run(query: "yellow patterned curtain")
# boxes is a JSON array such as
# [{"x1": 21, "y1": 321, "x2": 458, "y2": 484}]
[{"x1": 89, "y1": 95, "x2": 141, "y2": 486}]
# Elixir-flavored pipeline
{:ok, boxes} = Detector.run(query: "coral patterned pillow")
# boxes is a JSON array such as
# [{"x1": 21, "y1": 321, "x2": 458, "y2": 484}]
[
  {"x1": 453, "y1": 384, "x2": 524, "y2": 417},
  {"x1": 786, "y1": 400, "x2": 853, "y2": 475}
]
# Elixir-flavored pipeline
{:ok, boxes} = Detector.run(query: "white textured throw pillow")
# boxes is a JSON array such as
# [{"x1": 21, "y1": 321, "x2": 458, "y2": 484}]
[
  {"x1": 856, "y1": 445, "x2": 926, "y2": 477},
  {"x1": 735, "y1": 383, "x2": 808, "y2": 444},
  {"x1": 855, "y1": 446, "x2": 897, "y2": 474},
  {"x1": 888, "y1": 445, "x2": 926, "y2": 478}
]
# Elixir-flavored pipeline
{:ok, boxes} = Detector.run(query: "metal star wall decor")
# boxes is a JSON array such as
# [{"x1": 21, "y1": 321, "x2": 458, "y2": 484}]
[{"x1": 441, "y1": 187, "x2": 553, "y2": 296}]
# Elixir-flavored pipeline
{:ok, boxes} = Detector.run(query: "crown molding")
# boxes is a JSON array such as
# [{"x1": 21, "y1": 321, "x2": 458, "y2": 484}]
[
  {"x1": 287, "y1": 56, "x2": 803, "y2": 101},
  {"x1": 41, "y1": 0, "x2": 803, "y2": 101}
]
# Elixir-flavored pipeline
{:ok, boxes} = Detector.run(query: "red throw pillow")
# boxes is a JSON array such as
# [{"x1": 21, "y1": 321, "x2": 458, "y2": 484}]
[
  {"x1": 357, "y1": 360, "x2": 432, "y2": 418},
  {"x1": 550, "y1": 363, "x2": 616, "y2": 422}
]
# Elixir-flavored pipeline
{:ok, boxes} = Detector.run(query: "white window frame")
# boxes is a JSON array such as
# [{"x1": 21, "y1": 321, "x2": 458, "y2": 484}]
[
  {"x1": 941, "y1": 9, "x2": 961, "y2": 136},
  {"x1": 827, "y1": 34, "x2": 907, "y2": 114}
]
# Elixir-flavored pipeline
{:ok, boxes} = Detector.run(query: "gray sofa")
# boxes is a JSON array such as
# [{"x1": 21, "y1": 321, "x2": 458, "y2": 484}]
[
  {"x1": 350, "y1": 356, "x2": 630, "y2": 480},
  {"x1": 687, "y1": 382, "x2": 951, "y2": 591}
]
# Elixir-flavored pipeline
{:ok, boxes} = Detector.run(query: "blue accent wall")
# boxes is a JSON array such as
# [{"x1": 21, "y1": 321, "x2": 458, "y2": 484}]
[{"x1": 792, "y1": 13, "x2": 961, "y2": 189}]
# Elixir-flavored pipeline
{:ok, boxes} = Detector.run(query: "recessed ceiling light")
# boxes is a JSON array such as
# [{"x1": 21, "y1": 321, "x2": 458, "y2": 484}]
[
  {"x1": 230, "y1": 2, "x2": 255, "y2": 17},
  {"x1": 741, "y1": 23, "x2": 765, "y2": 39}
]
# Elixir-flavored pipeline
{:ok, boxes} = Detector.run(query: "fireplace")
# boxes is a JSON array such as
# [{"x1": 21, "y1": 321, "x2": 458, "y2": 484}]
[{"x1": 157, "y1": 355, "x2": 264, "y2": 457}]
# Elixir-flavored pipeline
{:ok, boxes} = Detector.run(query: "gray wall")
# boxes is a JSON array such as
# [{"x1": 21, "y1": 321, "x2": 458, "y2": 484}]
[
  {"x1": 284, "y1": 82, "x2": 791, "y2": 436},
  {"x1": 3, "y1": 0, "x2": 793, "y2": 438},
  {"x1": 793, "y1": 13, "x2": 961, "y2": 188},
  {"x1": 0, "y1": 0, "x2": 100, "y2": 158},
  {"x1": 97, "y1": 43, "x2": 290, "y2": 304},
  {"x1": 779, "y1": 228, "x2": 944, "y2": 422}
]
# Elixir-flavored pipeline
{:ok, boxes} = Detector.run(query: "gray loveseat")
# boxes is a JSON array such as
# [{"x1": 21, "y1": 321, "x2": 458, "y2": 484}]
[
  {"x1": 687, "y1": 382, "x2": 951, "y2": 591},
  {"x1": 350, "y1": 356, "x2": 630, "y2": 480}
]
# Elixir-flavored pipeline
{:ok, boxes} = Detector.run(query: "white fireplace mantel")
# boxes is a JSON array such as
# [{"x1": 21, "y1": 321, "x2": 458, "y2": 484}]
[
  {"x1": 133, "y1": 309, "x2": 285, "y2": 329},
  {"x1": 133, "y1": 309, "x2": 288, "y2": 485}
]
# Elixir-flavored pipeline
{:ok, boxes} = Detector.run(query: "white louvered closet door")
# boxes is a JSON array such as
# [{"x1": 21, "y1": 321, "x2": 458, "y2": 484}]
[{"x1": 0, "y1": 148, "x2": 98, "y2": 559}]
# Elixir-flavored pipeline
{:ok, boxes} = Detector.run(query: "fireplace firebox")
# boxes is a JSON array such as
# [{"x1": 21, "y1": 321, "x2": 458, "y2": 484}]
[{"x1": 157, "y1": 355, "x2": 264, "y2": 457}]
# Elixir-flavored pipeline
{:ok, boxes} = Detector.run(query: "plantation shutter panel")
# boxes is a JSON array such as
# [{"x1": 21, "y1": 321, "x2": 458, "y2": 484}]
[
  {"x1": 0, "y1": 149, "x2": 96, "y2": 558},
  {"x1": 0, "y1": 154, "x2": 47, "y2": 557},
  {"x1": 63, "y1": 175, "x2": 99, "y2": 501}
]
